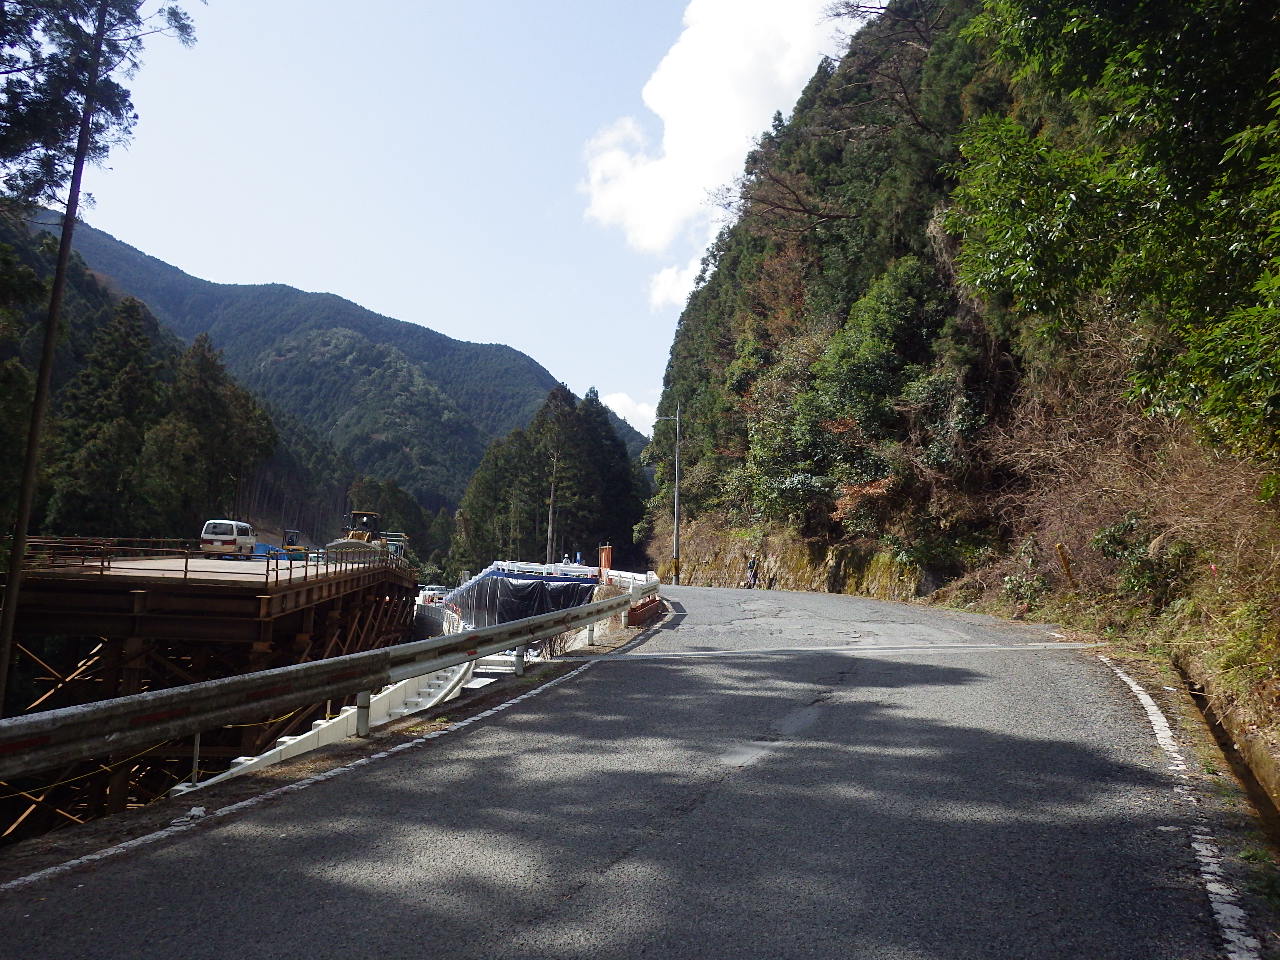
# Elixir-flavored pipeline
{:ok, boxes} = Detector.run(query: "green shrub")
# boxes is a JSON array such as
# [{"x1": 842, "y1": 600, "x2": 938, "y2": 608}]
[{"x1": 1092, "y1": 513, "x2": 1194, "y2": 607}]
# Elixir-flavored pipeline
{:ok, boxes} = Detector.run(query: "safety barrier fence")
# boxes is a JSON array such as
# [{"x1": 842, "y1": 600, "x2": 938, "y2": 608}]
[
  {"x1": 170, "y1": 662, "x2": 476, "y2": 796},
  {"x1": 0, "y1": 575, "x2": 660, "y2": 781},
  {"x1": 9, "y1": 536, "x2": 414, "y2": 586},
  {"x1": 172, "y1": 603, "x2": 471, "y2": 795},
  {"x1": 600, "y1": 568, "x2": 656, "y2": 592},
  {"x1": 465, "y1": 560, "x2": 653, "y2": 587},
  {"x1": 485, "y1": 560, "x2": 598, "y2": 577}
]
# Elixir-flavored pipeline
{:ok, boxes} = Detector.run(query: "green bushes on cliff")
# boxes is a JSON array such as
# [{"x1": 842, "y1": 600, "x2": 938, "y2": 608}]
[{"x1": 646, "y1": 0, "x2": 1280, "y2": 722}]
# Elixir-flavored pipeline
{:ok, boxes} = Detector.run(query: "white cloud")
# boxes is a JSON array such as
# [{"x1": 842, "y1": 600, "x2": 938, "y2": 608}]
[
  {"x1": 603, "y1": 392, "x2": 659, "y2": 436},
  {"x1": 649, "y1": 251, "x2": 704, "y2": 309},
  {"x1": 584, "y1": 0, "x2": 834, "y2": 263}
]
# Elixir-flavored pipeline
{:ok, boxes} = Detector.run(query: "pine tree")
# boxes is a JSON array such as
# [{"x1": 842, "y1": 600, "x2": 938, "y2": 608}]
[
  {"x1": 0, "y1": 2, "x2": 195, "y2": 203},
  {"x1": 133, "y1": 334, "x2": 275, "y2": 535},
  {"x1": 450, "y1": 385, "x2": 646, "y2": 569},
  {"x1": 578, "y1": 387, "x2": 645, "y2": 557},
  {"x1": 44, "y1": 298, "x2": 161, "y2": 533}
]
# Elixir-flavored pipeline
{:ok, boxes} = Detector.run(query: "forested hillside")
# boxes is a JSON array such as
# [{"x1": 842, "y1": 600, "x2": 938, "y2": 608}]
[
  {"x1": 648, "y1": 0, "x2": 1280, "y2": 725},
  {"x1": 0, "y1": 208, "x2": 462, "y2": 550},
  {"x1": 0, "y1": 204, "x2": 653, "y2": 573},
  {"x1": 49, "y1": 214, "x2": 646, "y2": 507},
  {"x1": 452, "y1": 386, "x2": 647, "y2": 571},
  {"x1": 0, "y1": 210, "x2": 285, "y2": 538}
]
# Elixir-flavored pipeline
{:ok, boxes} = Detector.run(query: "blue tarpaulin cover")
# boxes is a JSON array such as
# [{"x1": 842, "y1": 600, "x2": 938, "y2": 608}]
[{"x1": 449, "y1": 575, "x2": 597, "y2": 629}]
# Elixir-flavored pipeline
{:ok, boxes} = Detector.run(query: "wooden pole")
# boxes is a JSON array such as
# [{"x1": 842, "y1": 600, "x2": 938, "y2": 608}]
[{"x1": 1054, "y1": 542, "x2": 1076, "y2": 587}]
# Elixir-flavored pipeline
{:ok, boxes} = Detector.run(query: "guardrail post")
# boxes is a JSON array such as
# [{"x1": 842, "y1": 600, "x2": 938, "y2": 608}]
[
  {"x1": 356, "y1": 690, "x2": 371, "y2": 737},
  {"x1": 513, "y1": 644, "x2": 526, "y2": 676},
  {"x1": 190, "y1": 731, "x2": 201, "y2": 786}
]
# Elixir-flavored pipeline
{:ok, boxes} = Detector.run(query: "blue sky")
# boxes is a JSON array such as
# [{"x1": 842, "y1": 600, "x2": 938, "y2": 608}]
[{"x1": 82, "y1": 1, "x2": 842, "y2": 434}]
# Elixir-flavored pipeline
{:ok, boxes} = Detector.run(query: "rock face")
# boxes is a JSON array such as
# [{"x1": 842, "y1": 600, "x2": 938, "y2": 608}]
[{"x1": 652, "y1": 518, "x2": 922, "y2": 601}]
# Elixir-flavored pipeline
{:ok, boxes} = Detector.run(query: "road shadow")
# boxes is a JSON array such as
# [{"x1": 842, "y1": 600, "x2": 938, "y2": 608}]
[
  {"x1": 0, "y1": 647, "x2": 1213, "y2": 960},
  {"x1": 655, "y1": 598, "x2": 687, "y2": 631}
]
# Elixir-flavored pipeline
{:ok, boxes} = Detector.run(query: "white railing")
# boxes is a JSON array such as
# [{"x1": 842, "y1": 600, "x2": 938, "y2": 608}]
[
  {"x1": 171, "y1": 658, "x2": 473, "y2": 796},
  {"x1": 601, "y1": 568, "x2": 660, "y2": 591}
]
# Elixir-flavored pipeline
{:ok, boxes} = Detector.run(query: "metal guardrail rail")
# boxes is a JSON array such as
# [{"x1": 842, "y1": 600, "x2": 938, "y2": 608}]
[
  {"x1": 170, "y1": 661, "x2": 475, "y2": 796},
  {"x1": 0, "y1": 576, "x2": 660, "y2": 781}
]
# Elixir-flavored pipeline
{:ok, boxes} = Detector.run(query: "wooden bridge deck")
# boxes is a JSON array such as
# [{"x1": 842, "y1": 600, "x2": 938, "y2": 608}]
[{"x1": 1, "y1": 553, "x2": 419, "y2": 840}]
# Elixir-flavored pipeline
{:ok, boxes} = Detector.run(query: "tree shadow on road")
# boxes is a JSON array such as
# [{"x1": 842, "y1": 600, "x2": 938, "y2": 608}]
[{"x1": 0, "y1": 641, "x2": 1215, "y2": 960}]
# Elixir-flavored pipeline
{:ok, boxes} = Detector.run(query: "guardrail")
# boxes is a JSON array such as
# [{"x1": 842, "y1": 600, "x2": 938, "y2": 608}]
[
  {"x1": 12, "y1": 536, "x2": 415, "y2": 586},
  {"x1": 602, "y1": 568, "x2": 658, "y2": 591},
  {"x1": 170, "y1": 661, "x2": 475, "y2": 796},
  {"x1": 0, "y1": 575, "x2": 660, "y2": 781},
  {"x1": 170, "y1": 602, "x2": 473, "y2": 796}
]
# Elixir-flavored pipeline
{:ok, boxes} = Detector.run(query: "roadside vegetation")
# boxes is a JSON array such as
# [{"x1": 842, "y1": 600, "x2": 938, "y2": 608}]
[{"x1": 644, "y1": 0, "x2": 1280, "y2": 737}]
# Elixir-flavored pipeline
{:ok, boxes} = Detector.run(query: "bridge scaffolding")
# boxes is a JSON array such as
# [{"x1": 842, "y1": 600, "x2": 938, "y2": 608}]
[{"x1": 0, "y1": 540, "x2": 417, "y2": 844}]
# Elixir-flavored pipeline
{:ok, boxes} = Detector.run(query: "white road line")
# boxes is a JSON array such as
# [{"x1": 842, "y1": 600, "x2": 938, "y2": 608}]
[
  {"x1": 1099, "y1": 656, "x2": 1262, "y2": 960},
  {"x1": 0, "y1": 661, "x2": 597, "y2": 893},
  {"x1": 562, "y1": 641, "x2": 1100, "y2": 661}
]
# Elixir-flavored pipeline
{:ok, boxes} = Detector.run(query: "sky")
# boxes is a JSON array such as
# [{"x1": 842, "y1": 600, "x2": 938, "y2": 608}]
[{"x1": 81, "y1": 0, "x2": 844, "y2": 436}]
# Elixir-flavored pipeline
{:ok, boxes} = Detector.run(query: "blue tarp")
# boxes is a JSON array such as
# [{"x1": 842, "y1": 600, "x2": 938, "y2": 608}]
[{"x1": 448, "y1": 574, "x2": 597, "y2": 629}]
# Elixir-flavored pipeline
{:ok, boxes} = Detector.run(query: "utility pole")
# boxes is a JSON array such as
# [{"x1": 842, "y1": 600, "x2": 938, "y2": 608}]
[
  {"x1": 545, "y1": 450, "x2": 558, "y2": 565},
  {"x1": 656, "y1": 403, "x2": 681, "y2": 585},
  {"x1": 0, "y1": 2, "x2": 113, "y2": 716}
]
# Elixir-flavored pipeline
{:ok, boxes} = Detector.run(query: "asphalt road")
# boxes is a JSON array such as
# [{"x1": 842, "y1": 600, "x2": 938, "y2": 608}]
[{"x1": 0, "y1": 586, "x2": 1248, "y2": 958}]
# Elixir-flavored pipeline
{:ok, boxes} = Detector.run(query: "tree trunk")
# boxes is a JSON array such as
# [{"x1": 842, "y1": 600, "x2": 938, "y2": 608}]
[
  {"x1": 0, "y1": 1, "x2": 112, "y2": 715},
  {"x1": 545, "y1": 451, "x2": 558, "y2": 564}
]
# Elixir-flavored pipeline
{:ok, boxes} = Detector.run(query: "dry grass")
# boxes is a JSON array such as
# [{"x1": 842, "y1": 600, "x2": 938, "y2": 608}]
[
  {"x1": 992, "y1": 315, "x2": 1271, "y2": 584},
  {"x1": 959, "y1": 307, "x2": 1280, "y2": 726}
]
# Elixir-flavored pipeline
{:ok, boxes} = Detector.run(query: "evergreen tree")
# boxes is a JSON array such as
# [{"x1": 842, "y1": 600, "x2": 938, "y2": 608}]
[
  {"x1": 133, "y1": 413, "x2": 204, "y2": 534},
  {"x1": 578, "y1": 387, "x2": 645, "y2": 558},
  {"x1": 451, "y1": 385, "x2": 646, "y2": 569},
  {"x1": 1, "y1": 2, "x2": 196, "y2": 706},
  {"x1": 44, "y1": 298, "x2": 160, "y2": 533},
  {"x1": 0, "y1": 239, "x2": 42, "y2": 535},
  {"x1": 527, "y1": 385, "x2": 579, "y2": 561},
  {"x1": 134, "y1": 334, "x2": 275, "y2": 535},
  {"x1": 0, "y1": 2, "x2": 195, "y2": 202}
]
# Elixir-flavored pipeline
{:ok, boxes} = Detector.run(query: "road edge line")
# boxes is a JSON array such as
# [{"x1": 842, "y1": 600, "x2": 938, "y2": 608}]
[{"x1": 1099, "y1": 654, "x2": 1262, "y2": 960}]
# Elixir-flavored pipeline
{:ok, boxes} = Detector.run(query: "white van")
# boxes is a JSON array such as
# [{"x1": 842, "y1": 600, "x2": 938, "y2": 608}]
[
  {"x1": 419, "y1": 585, "x2": 448, "y2": 603},
  {"x1": 200, "y1": 519, "x2": 256, "y2": 557}
]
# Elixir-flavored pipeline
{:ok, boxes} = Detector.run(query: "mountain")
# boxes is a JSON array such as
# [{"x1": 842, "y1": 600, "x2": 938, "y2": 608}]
[
  {"x1": 644, "y1": 0, "x2": 1280, "y2": 754},
  {"x1": 0, "y1": 209, "x2": 301, "y2": 541},
  {"x1": 42, "y1": 213, "x2": 646, "y2": 507}
]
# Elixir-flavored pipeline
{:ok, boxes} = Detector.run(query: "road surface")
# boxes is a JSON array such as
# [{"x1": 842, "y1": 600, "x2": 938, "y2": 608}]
[{"x1": 0, "y1": 586, "x2": 1261, "y2": 958}]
